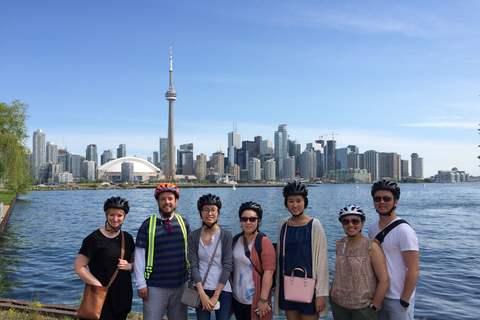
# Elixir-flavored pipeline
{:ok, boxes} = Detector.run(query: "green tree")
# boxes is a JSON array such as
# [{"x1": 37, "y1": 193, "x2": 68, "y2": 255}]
[{"x1": 0, "y1": 100, "x2": 34, "y2": 194}]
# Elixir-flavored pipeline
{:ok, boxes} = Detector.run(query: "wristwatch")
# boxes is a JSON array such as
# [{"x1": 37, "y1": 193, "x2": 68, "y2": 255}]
[
  {"x1": 259, "y1": 298, "x2": 268, "y2": 303},
  {"x1": 400, "y1": 299, "x2": 410, "y2": 308},
  {"x1": 370, "y1": 304, "x2": 378, "y2": 313}
]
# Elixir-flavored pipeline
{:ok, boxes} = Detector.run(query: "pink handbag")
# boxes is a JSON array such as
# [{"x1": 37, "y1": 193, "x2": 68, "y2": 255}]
[
  {"x1": 282, "y1": 220, "x2": 316, "y2": 304},
  {"x1": 283, "y1": 266, "x2": 316, "y2": 303}
]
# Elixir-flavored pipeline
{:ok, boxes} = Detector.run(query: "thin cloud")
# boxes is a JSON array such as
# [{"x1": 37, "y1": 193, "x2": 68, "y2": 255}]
[{"x1": 399, "y1": 122, "x2": 478, "y2": 129}]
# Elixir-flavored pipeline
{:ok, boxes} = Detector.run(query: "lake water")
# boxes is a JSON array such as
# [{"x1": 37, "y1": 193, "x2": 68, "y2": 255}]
[{"x1": 0, "y1": 183, "x2": 479, "y2": 319}]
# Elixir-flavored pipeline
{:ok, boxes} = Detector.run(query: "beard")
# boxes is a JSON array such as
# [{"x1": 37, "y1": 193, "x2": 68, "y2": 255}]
[{"x1": 159, "y1": 205, "x2": 175, "y2": 218}]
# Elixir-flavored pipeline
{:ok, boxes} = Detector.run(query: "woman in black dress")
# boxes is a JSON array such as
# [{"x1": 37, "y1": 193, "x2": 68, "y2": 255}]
[{"x1": 74, "y1": 197, "x2": 135, "y2": 320}]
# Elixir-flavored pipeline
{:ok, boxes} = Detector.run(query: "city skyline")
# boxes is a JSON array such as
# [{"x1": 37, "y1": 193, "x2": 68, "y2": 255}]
[
  {"x1": 28, "y1": 125, "x2": 473, "y2": 179},
  {"x1": 2, "y1": 1, "x2": 480, "y2": 177}
]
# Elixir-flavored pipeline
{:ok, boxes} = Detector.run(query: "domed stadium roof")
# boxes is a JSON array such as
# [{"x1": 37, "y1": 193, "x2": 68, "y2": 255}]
[{"x1": 98, "y1": 157, "x2": 161, "y2": 173}]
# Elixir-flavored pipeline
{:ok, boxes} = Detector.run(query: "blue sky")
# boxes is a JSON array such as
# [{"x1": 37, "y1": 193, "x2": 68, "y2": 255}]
[{"x1": 2, "y1": 0, "x2": 479, "y2": 178}]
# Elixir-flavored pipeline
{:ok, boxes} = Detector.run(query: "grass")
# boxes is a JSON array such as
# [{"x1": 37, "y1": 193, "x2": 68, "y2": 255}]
[{"x1": 0, "y1": 191, "x2": 16, "y2": 205}]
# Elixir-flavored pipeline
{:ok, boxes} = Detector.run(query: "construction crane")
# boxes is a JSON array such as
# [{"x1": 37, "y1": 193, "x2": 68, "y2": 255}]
[{"x1": 320, "y1": 133, "x2": 339, "y2": 141}]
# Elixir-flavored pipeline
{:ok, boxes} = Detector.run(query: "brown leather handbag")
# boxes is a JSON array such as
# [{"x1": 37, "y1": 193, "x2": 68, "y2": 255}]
[{"x1": 77, "y1": 231, "x2": 125, "y2": 319}]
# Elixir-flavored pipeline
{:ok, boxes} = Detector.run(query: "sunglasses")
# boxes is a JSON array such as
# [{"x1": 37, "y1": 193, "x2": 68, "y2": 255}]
[
  {"x1": 341, "y1": 218, "x2": 361, "y2": 226},
  {"x1": 240, "y1": 217, "x2": 259, "y2": 223},
  {"x1": 373, "y1": 196, "x2": 393, "y2": 203}
]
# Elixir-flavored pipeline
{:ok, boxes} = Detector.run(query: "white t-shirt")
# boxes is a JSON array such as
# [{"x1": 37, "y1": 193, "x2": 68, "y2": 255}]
[
  {"x1": 198, "y1": 229, "x2": 232, "y2": 292},
  {"x1": 368, "y1": 217, "x2": 419, "y2": 299},
  {"x1": 232, "y1": 240, "x2": 255, "y2": 304}
]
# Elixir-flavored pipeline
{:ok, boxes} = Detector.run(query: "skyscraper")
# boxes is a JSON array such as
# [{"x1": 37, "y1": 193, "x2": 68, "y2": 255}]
[
  {"x1": 46, "y1": 141, "x2": 58, "y2": 164},
  {"x1": 195, "y1": 153, "x2": 207, "y2": 181},
  {"x1": 165, "y1": 45, "x2": 177, "y2": 179},
  {"x1": 411, "y1": 153, "x2": 424, "y2": 178},
  {"x1": 274, "y1": 130, "x2": 283, "y2": 178},
  {"x1": 117, "y1": 144, "x2": 126, "y2": 158},
  {"x1": 364, "y1": 150, "x2": 379, "y2": 182},
  {"x1": 101, "y1": 149, "x2": 113, "y2": 165},
  {"x1": 32, "y1": 129, "x2": 46, "y2": 181},
  {"x1": 228, "y1": 129, "x2": 241, "y2": 167},
  {"x1": 86, "y1": 144, "x2": 98, "y2": 170}
]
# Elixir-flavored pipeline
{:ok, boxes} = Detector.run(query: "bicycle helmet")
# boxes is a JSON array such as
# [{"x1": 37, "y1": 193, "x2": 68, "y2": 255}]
[
  {"x1": 104, "y1": 196, "x2": 130, "y2": 214},
  {"x1": 282, "y1": 181, "x2": 309, "y2": 208},
  {"x1": 371, "y1": 180, "x2": 400, "y2": 199},
  {"x1": 238, "y1": 201, "x2": 263, "y2": 220},
  {"x1": 154, "y1": 183, "x2": 180, "y2": 199},
  {"x1": 197, "y1": 194, "x2": 222, "y2": 212},
  {"x1": 338, "y1": 204, "x2": 365, "y2": 222}
]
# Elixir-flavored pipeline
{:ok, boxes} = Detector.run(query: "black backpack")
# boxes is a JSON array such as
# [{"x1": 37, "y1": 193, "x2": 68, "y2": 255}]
[{"x1": 233, "y1": 232, "x2": 277, "y2": 289}]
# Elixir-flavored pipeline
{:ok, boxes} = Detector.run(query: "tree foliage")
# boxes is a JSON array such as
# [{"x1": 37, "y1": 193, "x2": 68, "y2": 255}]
[{"x1": 0, "y1": 100, "x2": 34, "y2": 194}]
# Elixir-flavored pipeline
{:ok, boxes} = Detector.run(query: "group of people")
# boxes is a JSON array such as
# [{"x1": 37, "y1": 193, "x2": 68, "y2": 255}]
[{"x1": 74, "y1": 180, "x2": 419, "y2": 320}]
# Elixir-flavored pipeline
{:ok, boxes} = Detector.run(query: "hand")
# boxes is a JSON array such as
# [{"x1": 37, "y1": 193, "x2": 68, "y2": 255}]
[
  {"x1": 137, "y1": 287, "x2": 148, "y2": 301},
  {"x1": 117, "y1": 259, "x2": 131, "y2": 271},
  {"x1": 315, "y1": 296, "x2": 326, "y2": 314},
  {"x1": 256, "y1": 300, "x2": 271, "y2": 318},
  {"x1": 200, "y1": 292, "x2": 214, "y2": 312}
]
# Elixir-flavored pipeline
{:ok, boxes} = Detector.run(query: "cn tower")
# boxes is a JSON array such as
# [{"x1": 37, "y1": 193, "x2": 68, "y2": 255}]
[{"x1": 165, "y1": 45, "x2": 177, "y2": 179}]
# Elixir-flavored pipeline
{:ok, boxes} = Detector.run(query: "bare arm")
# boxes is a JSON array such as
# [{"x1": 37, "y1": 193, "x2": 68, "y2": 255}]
[
  {"x1": 401, "y1": 250, "x2": 420, "y2": 309},
  {"x1": 369, "y1": 241, "x2": 390, "y2": 308},
  {"x1": 73, "y1": 254, "x2": 102, "y2": 286}
]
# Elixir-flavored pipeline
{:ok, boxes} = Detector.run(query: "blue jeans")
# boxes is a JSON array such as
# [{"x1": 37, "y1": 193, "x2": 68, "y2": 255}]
[
  {"x1": 195, "y1": 290, "x2": 232, "y2": 320},
  {"x1": 378, "y1": 297, "x2": 415, "y2": 320}
]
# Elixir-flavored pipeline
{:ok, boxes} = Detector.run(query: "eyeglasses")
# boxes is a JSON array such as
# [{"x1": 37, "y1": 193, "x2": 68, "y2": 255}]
[
  {"x1": 341, "y1": 218, "x2": 361, "y2": 226},
  {"x1": 202, "y1": 208, "x2": 218, "y2": 214},
  {"x1": 240, "y1": 217, "x2": 259, "y2": 223},
  {"x1": 373, "y1": 196, "x2": 393, "y2": 203}
]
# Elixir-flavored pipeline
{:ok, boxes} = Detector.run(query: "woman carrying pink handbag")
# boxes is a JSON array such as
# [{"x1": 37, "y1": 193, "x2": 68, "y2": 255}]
[{"x1": 274, "y1": 181, "x2": 330, "y2": 320}]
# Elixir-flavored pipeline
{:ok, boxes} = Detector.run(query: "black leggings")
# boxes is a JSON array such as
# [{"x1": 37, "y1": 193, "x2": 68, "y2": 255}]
[{"x1": 232, "y1": 297, "x2": 252, "y2": 320}]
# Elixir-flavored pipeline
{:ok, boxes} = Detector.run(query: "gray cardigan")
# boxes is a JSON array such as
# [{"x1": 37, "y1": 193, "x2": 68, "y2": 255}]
[{"x1": 187, "y1": 226, "x2": 233, "y2": 286}]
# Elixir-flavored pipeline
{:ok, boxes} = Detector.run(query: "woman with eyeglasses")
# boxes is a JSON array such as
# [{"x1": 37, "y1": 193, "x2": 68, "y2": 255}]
[
  {"x1": 232, "y1": 201, "x2": 276, "y2": 320},
  {"x1": 188, "y1": 194, "x2": 233, "y2": 320},
  {"x1": 329, "y1": 205, "x2": 390, "y2": 320},
  {"x1": 274, "y1": 181, "x2": 329, "y2": 320}
]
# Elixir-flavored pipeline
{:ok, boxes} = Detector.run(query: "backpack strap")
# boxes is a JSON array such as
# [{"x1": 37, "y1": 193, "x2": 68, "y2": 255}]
[
  {"x1": 234, "y1": 232, "x2": 265, "y2": 277},
  {"x1": 375, "y1": 219, "x2": 410, "y2": 244}
]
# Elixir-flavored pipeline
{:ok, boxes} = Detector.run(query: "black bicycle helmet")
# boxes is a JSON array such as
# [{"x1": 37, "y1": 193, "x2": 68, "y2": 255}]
[
  {"x1": 371, "y1": 180, "x2": 400, "y2": 199},
  {"x1": 238, "y1": 201, "x2": 263, "y2": 220},
  {"x1": 338, "y1": 204, "x2": 365, "y2": 222},
  {"x1": 197, "y1": 194, "x2": 222, "y2": 212},
  {"x1": 104, "y1": 196, "x2": 130, "y2": 214},
  {"x1": 282, "y1": 181, "x2": 309, "y2": 208}
]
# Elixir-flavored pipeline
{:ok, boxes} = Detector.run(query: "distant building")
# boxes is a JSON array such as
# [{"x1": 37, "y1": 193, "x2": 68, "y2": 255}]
[
  {"x1": 195, "y1": 153, "x2": 207, "y2": 180},
  {"x1": 212, "y1": 152, "x2": 224, "y2": 175},
  {"x1": 401, "y1": 159, "x2": 409, "y2": 178},
  {"x1": 46, "y1": 142, "x2": 58, "y2": 164},
  {"x1": 82, "y1": 160, "x2": 96, "y2": 180},
  {"x1": 101, "y1": 149, "x2": 113, "y2": 165},
  {"x1": 248, "y1": 158, "x2": 261, "y2": 181},
  {"x1": 435, "y1": 168, "x2": 469, "y2": 183},
  {"x1": 153, "y1": 151, "x2": 159, "y2": 168},
  {"x1": 71, "y1": 154, "x2": 85, "y2": 179},
  {"x1": 58, "y1": 149, "x2": 72, "y2": 173},
  {"x1": 98, "y1": 157, "x2": 161, "y2": 183},
  {"x1": 263, "y1": 159, "x2": 276, "y2": 181},
  {"x1": 32, "y1": 129, "x2": 46, "y2": 181},
  {"x1": 121, "y1": 162, "x2": 134, "y2": 182},
  {"x1": 229, "y1": 164, "x2": 240, "y2": 181},
  {"x1": 411, "y1": 153, "x2": 424, "y2": 179},
  {"x1": 284, "y1": 156, "x2": 296, "y2": 181},
  {"x1": 260, "y1": 139, "x2": 273, "y2": 156},
  {"x1": 117, "y1": 144, "x2": 126, "y2": 158},
  {"x1": 379, "y1": 152, "x2": 401, "y2": 180},
  {"x1": 40, "y1": 163, "x2": 61, "y2": 184},
  {"x1": 177, "y1": 143, "x2": 194, "y2": 175},
  {"x1": 86, "y1": 144, "x2": 98, "y2": 179},
  {"x1": 228, "y1": 130, "x2": 241, "y2": 167},
  {"x1": 300, "y1": 149, "x2": 316, "y2": 180},
  {"x1": 364, "y1": 150, "x2": 379, "y2": 181},
  {"x1": 327, "y1": 169, "x2": 371, "y2": 183}
]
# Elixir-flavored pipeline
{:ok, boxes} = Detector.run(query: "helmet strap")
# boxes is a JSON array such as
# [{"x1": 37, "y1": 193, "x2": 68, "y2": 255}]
[
  {"x1": 291, "y1": 211, "x2": 304, "y2": 219},
  {"x1": 377, "y1": 205, "x2": 396, "y2": 216},
  {"x1": 105, "y1": 220, "x2": 122, "y2": 233}
]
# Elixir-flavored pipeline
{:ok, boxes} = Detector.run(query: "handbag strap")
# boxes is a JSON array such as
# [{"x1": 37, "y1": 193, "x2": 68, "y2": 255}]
[
  {"x1": 201, "y1": 230, "x2": 221, "y2": 285},
  {"x1": 107, "y1": 231, "x2": 125, "y2": 287},
  {"x1": 282, "y1": 220, "x2": 288, "y2": 276}
]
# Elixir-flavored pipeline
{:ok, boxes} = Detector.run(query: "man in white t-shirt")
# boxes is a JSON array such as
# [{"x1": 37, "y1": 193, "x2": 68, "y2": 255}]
[{"x1": 368, "y1": 180, "x2": 419, "y2": 320}]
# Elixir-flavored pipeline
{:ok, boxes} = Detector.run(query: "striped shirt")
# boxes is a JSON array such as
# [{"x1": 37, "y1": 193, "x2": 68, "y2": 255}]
[{"x1": 135, "y1": 214, "x2": 190, "y2": 287}]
